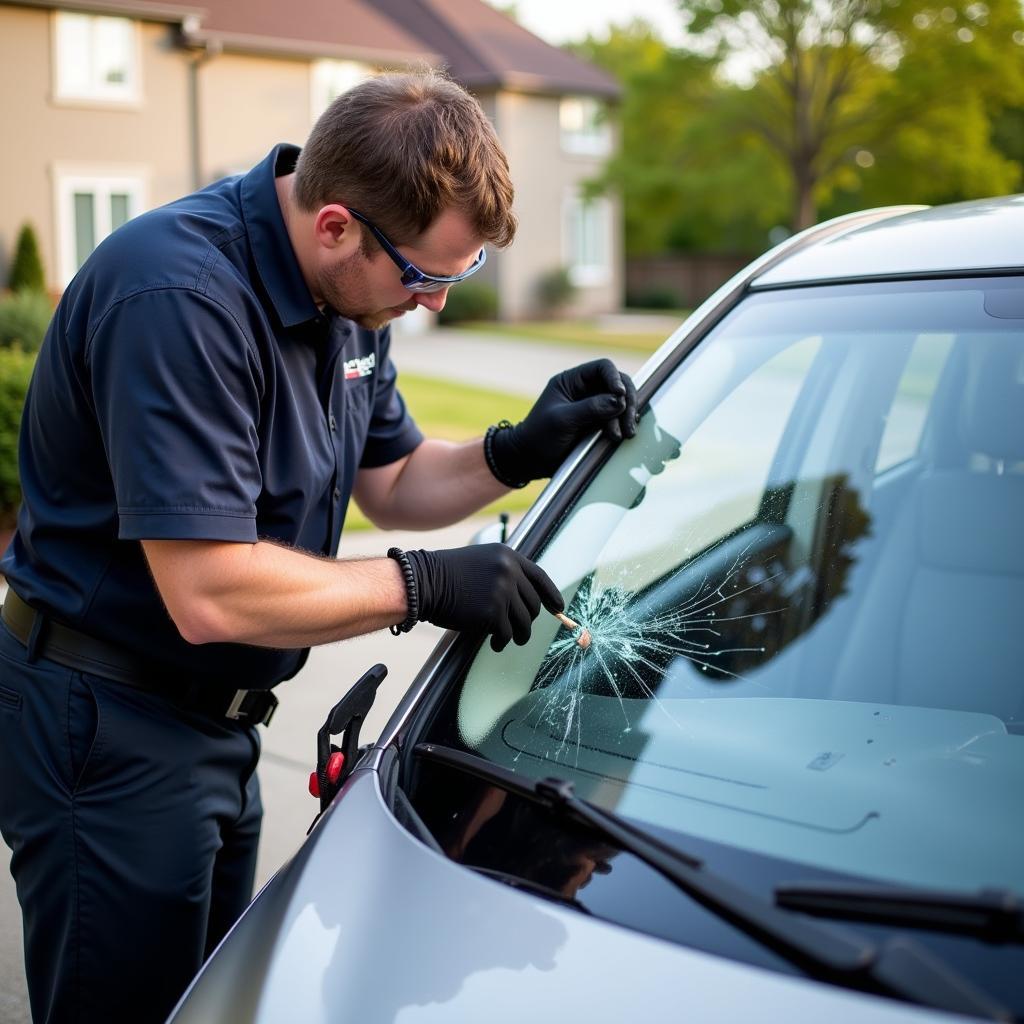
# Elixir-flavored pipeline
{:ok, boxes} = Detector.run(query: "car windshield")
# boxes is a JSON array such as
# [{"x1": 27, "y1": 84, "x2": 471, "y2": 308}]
[{"x1": 429, "y1": 277, "x2": 1024, "y2": 899}]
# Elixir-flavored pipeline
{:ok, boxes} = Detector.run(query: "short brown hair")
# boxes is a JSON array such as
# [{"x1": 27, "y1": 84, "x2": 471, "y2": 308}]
[{"x1": 294, "y1": 71, "x2": 516, "y2": 248}]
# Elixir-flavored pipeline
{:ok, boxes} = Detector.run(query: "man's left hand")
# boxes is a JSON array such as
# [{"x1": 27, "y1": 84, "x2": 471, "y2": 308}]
[{"x1": 490, "y1": 359, "x2": 638, "y2": 485}]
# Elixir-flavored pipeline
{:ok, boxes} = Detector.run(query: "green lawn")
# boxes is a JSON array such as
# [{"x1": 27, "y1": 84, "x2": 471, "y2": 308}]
[
  {"x1": 345, "y1": 372, "x2": 544, "y2": 530},
  {"x1": 452, "y1": 317, "x2": 683, "y2": 354}
]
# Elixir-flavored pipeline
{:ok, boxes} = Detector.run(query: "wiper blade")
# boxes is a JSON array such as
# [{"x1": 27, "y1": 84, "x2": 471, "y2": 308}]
[
  {"x1": 776, "y1": 881, "x2": 1024, "y2": 943},
  {"x1": 414, "y1": 743, "x2": 1012, "y2": 1022}
]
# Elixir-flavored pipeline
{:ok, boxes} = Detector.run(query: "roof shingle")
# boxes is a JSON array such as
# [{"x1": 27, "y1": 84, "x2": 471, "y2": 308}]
[
  {"x1": 187, "y1": 0, "x2": 438, "y2": 64},
  {"x1": 367, "y1": 0, "x2": 620, "y2": 98}
]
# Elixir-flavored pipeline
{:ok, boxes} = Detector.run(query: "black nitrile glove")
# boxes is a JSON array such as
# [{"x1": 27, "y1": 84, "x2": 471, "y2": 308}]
[
  {"x1": 490, "y1": 359, "x2": 638, "y2": 484},
  {"x1": 406, "y1": 544, "x2": 563, "y2": 652}
]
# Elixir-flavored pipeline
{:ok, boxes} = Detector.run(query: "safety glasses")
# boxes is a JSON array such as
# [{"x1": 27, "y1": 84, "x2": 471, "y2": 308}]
[{"x1": 347, "y1": 208, "x2": 486, "y2": 294}]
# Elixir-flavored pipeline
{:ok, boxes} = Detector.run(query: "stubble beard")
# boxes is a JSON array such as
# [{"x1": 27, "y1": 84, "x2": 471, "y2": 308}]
[{"x1": 318, "y1": 249, "x2": 406, "y2": 331}]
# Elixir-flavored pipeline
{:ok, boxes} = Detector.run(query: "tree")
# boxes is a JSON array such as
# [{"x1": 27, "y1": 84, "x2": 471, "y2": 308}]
[
  {"x1": 8, "y1": 222, "x2": 46, "y2": 294},
  {"x1": 677, "y1": 0, "x2": 1024, "y2": 229},
  {"x1": 576, "y1": 20, "x2": 788, "y2": 255}
]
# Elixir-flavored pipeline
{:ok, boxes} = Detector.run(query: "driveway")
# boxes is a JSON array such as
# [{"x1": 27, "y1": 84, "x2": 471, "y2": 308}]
[{"x1": 391, "y1": 326, "x2": 649, "y2": 396}]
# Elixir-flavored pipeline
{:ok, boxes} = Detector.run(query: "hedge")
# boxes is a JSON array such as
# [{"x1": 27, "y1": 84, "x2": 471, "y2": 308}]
[
  {"x1": 437, "y1": 282, "x2": 499, "y2": 325},
  {"x1": 0, "y1": 346, "x2": 35, "y2": 528},
  {"x1": 9, "y1": 223, "x2": 46, "y2": 294},
  {"x1": 0, "y1": 290, "x2": 53, "y2": 353}
]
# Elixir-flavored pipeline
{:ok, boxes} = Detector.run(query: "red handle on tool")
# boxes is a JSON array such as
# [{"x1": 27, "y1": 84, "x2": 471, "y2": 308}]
[{"x1": 307, "y1": 750, "x2": 345, "y2": 798}]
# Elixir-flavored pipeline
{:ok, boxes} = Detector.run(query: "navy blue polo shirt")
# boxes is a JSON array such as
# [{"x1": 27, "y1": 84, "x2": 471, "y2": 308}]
[{"x1": 1, "y1": 144, "x2": 423, "y2": 688}]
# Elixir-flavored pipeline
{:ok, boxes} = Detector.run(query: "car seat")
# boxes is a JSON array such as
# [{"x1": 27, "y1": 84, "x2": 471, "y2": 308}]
[{"x1": 828, "y1": 334, "x2": 1024, "y2": 722}]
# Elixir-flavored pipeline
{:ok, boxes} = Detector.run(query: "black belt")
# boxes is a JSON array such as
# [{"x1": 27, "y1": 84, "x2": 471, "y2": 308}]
[{"x1": 1, "y1": 589, "x2": 277, "y2": 726}]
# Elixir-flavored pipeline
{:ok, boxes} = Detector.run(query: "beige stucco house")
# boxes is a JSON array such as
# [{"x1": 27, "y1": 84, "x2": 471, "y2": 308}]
[{"x1": 0, "y1": 0, "x2": 622, "y2": 319}]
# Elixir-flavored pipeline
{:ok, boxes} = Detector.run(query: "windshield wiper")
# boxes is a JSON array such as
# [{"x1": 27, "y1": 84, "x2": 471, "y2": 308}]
[
  {"x1": 776, "y1": 882, "x2": 1024, "y2": 943},
  {"x1": 413, "y1": 743, "x2": 1012, "y2": 1022}
]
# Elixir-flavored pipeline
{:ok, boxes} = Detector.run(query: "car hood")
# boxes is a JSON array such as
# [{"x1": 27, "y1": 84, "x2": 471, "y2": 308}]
[{"x1": 169, "y1": 769, "x2": 956, "y2": 1024}]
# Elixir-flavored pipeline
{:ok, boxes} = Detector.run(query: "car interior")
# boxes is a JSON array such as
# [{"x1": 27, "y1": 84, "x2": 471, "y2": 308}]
[{"x1": 803, "y1": 332, "x2": 1023, "y2": 726}]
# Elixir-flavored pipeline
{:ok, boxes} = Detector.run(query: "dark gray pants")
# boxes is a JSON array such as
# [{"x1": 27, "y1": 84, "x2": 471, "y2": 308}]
[{"x1": 0, "y1": 621, "x2": 262, "y2": 1024}]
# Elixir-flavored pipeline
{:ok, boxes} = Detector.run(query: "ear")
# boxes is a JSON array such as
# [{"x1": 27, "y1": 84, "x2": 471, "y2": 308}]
[{"x1": 313, "y1": 204, "x2": 355, "y2": 250}]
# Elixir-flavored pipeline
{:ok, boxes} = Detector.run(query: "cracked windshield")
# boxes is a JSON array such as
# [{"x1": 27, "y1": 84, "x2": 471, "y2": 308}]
[{"x1": 439, "y1": 278, "x2": 1024, "y2": 895}]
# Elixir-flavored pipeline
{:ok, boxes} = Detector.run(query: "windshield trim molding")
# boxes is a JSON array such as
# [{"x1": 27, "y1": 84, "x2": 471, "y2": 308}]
[{"x1": 749, "y1": 267, "x2": 1024, "y2": 292}]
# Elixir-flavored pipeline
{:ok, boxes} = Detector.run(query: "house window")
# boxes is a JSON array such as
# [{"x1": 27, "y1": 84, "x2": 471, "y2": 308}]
[
  {"x1": 564, "y1": 190, "x2": 613, "y2": 287},
  {"x1": 559, "y1": 96, "x2": 611, "y2": 157},
  {"x1": 310, "y1": 60, "x2": 371, "y2": 121},
  {"x1": 54, "y1": 12, "x2": 140, "y2": 104},
  {"x1": 55, "y1": 172, "x2": 145, "y2": 286}
]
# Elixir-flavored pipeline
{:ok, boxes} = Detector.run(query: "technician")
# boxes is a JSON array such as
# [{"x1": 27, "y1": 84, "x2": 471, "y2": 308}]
[{"x1": 0, "y1": 71, "x2": 636, "y2": 1023}]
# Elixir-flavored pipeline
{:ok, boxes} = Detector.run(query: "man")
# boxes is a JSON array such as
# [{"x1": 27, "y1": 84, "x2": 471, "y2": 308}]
[{"x1": 0, "y1": 72, "x2": 636, "y2": 1023}]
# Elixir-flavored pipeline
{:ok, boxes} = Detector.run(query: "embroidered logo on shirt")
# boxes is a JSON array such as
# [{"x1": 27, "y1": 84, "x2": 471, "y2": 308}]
[{"x1": 343, "y1": 352, "x2": 376, "y2": 380}]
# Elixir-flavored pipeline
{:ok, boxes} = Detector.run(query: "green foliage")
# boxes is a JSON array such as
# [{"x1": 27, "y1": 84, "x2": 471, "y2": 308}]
[
  {"x1": 992, "y1": 107, "x2": 1024, "y2": 172},
  {"x1": 0, "y1": 347, "x2": 35, "y2": 527},
  {"x1": 577, "y1": 5, "x2": 1024, "y2": 250},
  {"x1": 0, "y1": 290, "x2": 54, "y2": 353},
  {"x1": 536, "y1": 267, "x2": 576, "y2": 312},
  {"x1": 437, "y1": 282, "x2": 499, "y2": 325},
  {"x1": 675, "y1": 0, "x2": 1024, "y2": 228},
  {"x1": 626, "y1": 285, "x2": 686, "y2": 310},
  {"x1": 8, "y1": 223, "x2": 46, "y2": 294},
  {"x1": 575, "y1": 20, "x2": 786, "y2": 255}
]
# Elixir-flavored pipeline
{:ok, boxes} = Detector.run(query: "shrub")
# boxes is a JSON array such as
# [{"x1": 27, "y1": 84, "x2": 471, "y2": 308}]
[
  {"x1": 9, "y1": 223, "x2": 46, "y2": 294},
  {"x1": 437, "y1": 282, "x2": 499, "y2": 325},
  {"x1": 536, "y1": 267, "x2": 575, "y2": 313},
  {"x1": 626, "y1": 285, "x2": 685, "y2": 311},
  {"x1": 0, "y1": 290, "x2": 54, "y2": 353},
  {"x1": 0, "y1": 347, "x2": 36, "y2": 528}
]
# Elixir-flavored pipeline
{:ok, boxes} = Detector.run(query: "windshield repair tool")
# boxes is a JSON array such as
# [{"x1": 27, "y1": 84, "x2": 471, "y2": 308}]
[
  {"x1": 307, "y1": 663, "x2": 388, "y2": 833},
  {"x1": 555, "y1": 611, "x2": 591, "y2": 649}
]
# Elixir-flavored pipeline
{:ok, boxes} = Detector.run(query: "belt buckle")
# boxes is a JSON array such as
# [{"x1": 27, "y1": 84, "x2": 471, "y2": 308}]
[{"x1": 225, "y1": 689, "x2": 278, "y2": 726}]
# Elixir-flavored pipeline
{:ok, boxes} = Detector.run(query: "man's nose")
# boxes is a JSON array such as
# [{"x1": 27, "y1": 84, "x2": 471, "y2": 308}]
[{"x1": 414, "y1": 288, "x2": 449, "y2": 314}]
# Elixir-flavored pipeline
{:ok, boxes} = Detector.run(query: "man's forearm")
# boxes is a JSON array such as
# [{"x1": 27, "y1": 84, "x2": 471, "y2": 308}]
[
  {"x1": 356, "y1": 438, "x2": 510, "y2": 530},
  {"x1": 143, "y1": 538, "x2": 408, "y2": 648}
]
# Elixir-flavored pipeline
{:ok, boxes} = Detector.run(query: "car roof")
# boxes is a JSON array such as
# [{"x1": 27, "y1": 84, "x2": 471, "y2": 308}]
[{"x1": 753, "y1": 194, "x2": 1024, "y2": 288}]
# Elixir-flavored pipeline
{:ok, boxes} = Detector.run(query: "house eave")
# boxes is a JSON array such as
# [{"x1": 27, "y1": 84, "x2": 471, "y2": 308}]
[
  {"x1": 457, "y1": 70, "x2": 621, "y2": 101},
  {"x1": 1, "y1": 0, "x2": 204, "y2": 23},
  {"x1": 181, "y1": 26, "x2": 440, "y2": 67}
]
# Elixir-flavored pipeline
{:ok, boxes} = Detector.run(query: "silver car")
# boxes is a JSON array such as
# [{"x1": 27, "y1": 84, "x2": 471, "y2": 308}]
[{"x1": 169, "y1": 197, "x2": 1024, "y2": 1023}]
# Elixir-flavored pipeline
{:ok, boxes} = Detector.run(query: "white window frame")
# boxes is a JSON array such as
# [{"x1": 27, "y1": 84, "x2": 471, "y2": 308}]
[
  {"x1": 563, "y1": 188, "x2": 613, "y2": 288},
  {"x1": 53, "y1": 165, "x2": 148, "y2": 287},
  {"x1": 52, "y1": 11, "x2": 142, "y2": 106},
  {"x1": 559, "y1": 96, "x2": 611, "y2": 157},
  {"x1": 310, "y1": 60, "x2": 371, "y2": 122}
]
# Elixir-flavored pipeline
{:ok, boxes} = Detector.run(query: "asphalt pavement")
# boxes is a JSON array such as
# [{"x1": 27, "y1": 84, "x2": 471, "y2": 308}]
[{"x1": 0, "y1": 324, "x2": 651, "y2": 1022}]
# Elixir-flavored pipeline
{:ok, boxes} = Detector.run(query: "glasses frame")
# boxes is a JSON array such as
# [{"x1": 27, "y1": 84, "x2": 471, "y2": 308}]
[{"x1": 347, "y1": 208, "x2": 487, "y2": 294}]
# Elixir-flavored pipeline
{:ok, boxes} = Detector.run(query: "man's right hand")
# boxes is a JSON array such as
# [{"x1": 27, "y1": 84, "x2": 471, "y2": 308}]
[{"x1": 405, "y1": 544, "x2": 563, "y2": 651}]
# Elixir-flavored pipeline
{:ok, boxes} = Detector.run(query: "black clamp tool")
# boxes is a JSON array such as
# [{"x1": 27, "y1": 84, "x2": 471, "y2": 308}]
[{"x1": 307, "y1": 663, "x2": 388, "y2": 833}]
